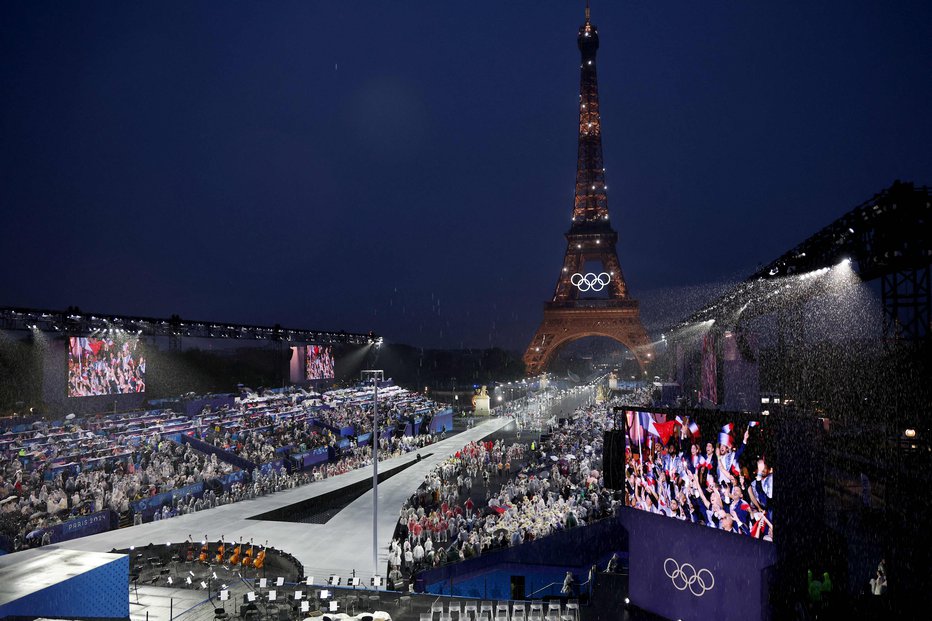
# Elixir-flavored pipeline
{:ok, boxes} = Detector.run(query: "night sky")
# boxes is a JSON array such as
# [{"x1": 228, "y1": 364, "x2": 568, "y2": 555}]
[{"x1": 2, "y1": 1, "x2": 930, "y2": 350}]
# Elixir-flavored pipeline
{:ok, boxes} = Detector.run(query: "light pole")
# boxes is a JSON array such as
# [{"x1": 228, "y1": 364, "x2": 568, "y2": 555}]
[{"x1": 361, "y1": 369, "x2": 384, "y2": 577}]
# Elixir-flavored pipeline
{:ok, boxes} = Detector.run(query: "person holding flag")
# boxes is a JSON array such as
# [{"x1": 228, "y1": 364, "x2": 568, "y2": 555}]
[{"x1": 716, "y1": 423, "x2": 750, "y2": 485}]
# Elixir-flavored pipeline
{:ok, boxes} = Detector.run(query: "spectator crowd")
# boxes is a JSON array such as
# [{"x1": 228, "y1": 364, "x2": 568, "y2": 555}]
[
  {"x1": 0, "y1": 380, "x2": 445, "y2": 553},
  {"x1": 387, "y1": 394, "x2": 644, "y2": 588}
]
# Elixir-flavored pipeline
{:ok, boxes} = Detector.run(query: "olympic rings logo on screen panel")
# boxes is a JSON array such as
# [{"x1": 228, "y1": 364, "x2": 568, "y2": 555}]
[
  {"x1": 570, "y1": 272, "x2": 611, "y2": 292},
  {"x1": 663, "y1": 558, "x2": 715, "y2": 597}
]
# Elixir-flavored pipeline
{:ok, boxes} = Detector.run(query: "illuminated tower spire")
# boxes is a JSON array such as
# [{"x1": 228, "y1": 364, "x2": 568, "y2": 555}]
[
  {"x1": 573, "y1": 0, "x2": 608, "y2": 224},
  {"x1": 523, "y1": 3, "x2": 652, "y2": 376},
  {"x1": 550, "y1": 0, "x2": 627, "y2": 302}
]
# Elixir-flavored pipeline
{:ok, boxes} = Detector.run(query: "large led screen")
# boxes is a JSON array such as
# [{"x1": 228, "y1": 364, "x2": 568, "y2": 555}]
[
  {"x1": 306, "y1": 345, "x2": 334, "y2": 380},
  {"x1": 68, "y1": 337, "x2": 146, "y2": 397},
  {"x1": 624, "y1": 410, "x2": 773, "y2": 541}
]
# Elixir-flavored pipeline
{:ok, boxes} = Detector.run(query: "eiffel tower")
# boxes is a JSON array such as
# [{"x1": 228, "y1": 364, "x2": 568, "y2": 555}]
[{"x1": 524, "y1": 3, "x2": 652, "y2": 375}]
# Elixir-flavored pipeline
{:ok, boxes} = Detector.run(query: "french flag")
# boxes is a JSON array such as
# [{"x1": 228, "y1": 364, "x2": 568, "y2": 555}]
[
  {"x1": 646, "y1": 418, "x2": 660, "y2": 438},
  {"x1": 721, "y1": 423, "x2": 734, "y2": 435},
  {"x1": 628, "y1": 411, "x2": 651, "y2": 445},
  {"x1": 751, "y1": 515, "x2": 769, "y2": 539},
  {"x1": 748, "y1": 421, "x2": 759, "y2": 428},
  {"x1": 652, "y1": 420, "x2": 679, "y2": 446},
  {"x1": 688, "y1": 421, "x2": 701, "y2": 438}
]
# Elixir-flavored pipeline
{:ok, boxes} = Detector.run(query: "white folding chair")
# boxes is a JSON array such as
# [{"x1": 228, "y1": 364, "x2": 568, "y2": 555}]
[
  {"x1": 464, "y1": 601, "x2": 478, "y2": 621},
  {"x1": 432, "y1": 601, "x2": 446, "y2": 620},
  {"x1": 480, "y1": 601, "x2": 493, "y2": 619},
  {"x1": 565, "y1": 599, "x2": 579, "y2": 621},
  {"x1": 528, "y1": 601, "x2": 543, "y2": 621}
]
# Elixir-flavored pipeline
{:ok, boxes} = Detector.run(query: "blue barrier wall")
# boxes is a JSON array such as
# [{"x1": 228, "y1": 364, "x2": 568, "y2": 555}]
[
  {"x1": 290, "y1": 447, "x2": 330, "y2": 470},
  {"x1": 259, "y1": 459, "x2": 285, "y2": 475},
  {"x1": 130, "y1": 482, "x2": 204, "y2": 519},
  {"x1": 429, "y1": 409, "x2": 454, "y2": 434},
  {"x1": 425, "y1": 563, "x2": 571, "y2": 600},
  {"x1": 182, "y1": 394, "x2": 235, "y2": 416},
  {"x1": 181, "y1": 434, "x2": 256, "y2": 471},
  {"x1": 0, "y1": 551, "x2": 129, "y2": 619},
  {"x1": 219, "y1": 470, "x2": 247, "y2": 491},
  {"x1": 32, "y1": 510, "x2": 118, "y2": 545},
  {"x1": 314, "y1": 419, "x2": 341, "y2": 435}
]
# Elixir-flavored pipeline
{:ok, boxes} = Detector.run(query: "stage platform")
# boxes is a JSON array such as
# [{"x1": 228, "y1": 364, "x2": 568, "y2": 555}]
[
  {"x1": 0, "y1": 547, "x2": 129, "y2": 619},
  {"x1": 40, "y1": 416, "x2": 511, "y2": 580}
]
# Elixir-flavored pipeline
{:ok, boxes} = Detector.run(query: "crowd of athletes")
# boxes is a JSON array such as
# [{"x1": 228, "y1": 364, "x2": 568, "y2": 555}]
[{"x1": 386, "y1": 389, "x2": 651, "y2": 589}]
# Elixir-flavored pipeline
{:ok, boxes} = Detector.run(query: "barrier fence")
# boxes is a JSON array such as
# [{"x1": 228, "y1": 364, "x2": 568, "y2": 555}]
[{"x1": 29, "y1": 510, "x2": 119, "y2": 545}]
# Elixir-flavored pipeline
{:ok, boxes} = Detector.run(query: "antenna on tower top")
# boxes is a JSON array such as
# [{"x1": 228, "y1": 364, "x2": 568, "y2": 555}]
[{"x1": 585, "y1": 0, "x2": 591, "y2": 23}]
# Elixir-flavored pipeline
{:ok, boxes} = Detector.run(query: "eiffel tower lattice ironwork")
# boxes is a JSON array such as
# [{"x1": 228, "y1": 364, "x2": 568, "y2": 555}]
[{"x1": 523, "y1": 4, "x2": 652, "y2": 375}]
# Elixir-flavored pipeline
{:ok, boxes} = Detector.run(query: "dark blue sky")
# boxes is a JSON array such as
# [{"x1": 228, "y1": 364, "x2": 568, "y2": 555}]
[{"x1": 2, "y1": 1, "x2": 930, "y2": 350}]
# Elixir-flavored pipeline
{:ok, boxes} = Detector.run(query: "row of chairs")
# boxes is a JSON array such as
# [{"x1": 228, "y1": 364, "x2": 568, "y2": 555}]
[{"x1": 426, "y1": 599, "x2": 579, "y2": 621}]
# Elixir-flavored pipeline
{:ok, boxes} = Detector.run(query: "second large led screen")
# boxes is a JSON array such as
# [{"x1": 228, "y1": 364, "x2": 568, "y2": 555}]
[
  {"x1": 68, "y1": 336, "x2": 146, "y2": 397},
  {"x1": 306, "y1": 345, "x2": 334, "y2": 380},
  {"x1": 623, "y1": 410, "x2": 773, "y2": 541}
]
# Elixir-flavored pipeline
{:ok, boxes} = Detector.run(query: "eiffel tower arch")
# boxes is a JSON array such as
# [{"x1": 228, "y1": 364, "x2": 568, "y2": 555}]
[{"x1": 524, "y1": 4, "x2": 652, "y2": 376}]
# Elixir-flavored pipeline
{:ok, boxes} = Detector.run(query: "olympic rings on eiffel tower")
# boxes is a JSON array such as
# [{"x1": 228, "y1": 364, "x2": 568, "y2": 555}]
[{"x1": 570, "y1": 272, "x2": 611, "y2": 292}]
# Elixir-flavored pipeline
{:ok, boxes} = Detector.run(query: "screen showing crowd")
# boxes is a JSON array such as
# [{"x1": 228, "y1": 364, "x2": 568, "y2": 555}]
[
  {"x1": 623, "y1": 410, "x2": 773, "y2": 541},
  {"x1": 306, "y1": 345, "x2": 335, "y2": 380},
  {"x1": 68, "y1": 337, "x2": 146, "y2": 397}
]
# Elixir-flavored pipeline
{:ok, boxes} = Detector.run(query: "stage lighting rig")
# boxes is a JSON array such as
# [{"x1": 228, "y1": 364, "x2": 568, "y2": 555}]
[{"x1": 0, "y1": 305, "x2": 376, "y2": 345}]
